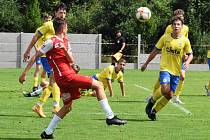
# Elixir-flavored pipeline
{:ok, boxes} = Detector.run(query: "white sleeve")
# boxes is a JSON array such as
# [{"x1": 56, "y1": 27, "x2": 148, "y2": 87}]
[{"x1": 40, "y1": 39, "x2": 53, "y2": 54}]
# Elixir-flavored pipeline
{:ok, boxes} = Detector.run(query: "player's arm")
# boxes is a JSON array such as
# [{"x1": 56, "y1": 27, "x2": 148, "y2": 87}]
[
  {"x1": 141, "y1": 47, "x2": 159, "y2": 71},
  {"x1": 119, "y1": 38, "x2": 126, "y2": 53},
  {"x1": 19, "y1": 51, "x2": 44, "y2": 84},
  {"x1": 183, "y1": 52, "x2": 193, "y2": 70},
  {"x1": 23, "y1": 31, "x2": 42, "y2": 62},
  {"x1": 119, "y1": 82, "x2": 125, "y2": 96},
  {"x1": 19, "y1": 39, "x2": 53, "y2": 84},
  {"x1": 106, "y1": 79, "x2": 114, "y2": 97}
]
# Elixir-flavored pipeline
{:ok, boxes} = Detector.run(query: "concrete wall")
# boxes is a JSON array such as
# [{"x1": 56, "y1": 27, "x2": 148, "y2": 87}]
[{"x1": 0, "y1": 33, "x2": 209, "y2": 71}]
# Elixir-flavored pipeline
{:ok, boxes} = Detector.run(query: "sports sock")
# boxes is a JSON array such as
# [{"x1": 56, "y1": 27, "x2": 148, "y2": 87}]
[
  {"x1": 175, "y1": 80, "x2": 184, "y2": 97},
  {"x1": 33, "y1": 77, "x2": 39, "y2": 87},
  {"x1": 153, "y1": 96, "x2": 169, "y2": 112},
  {"x1": 152, "y1": 87, "x2": 162, "y2": 102},
  {"x1": 208, "y1": 81, "x2": 210, "y2": 89},
  {"x1": 39, "y1": 85, "x2": 52, "y2": 103},
  {"x1": 99, "y1": 99, "x2": 114, "y2": 119},
  {"x1": 45, "y1": 114, "x2": 61, "y2": 135}
]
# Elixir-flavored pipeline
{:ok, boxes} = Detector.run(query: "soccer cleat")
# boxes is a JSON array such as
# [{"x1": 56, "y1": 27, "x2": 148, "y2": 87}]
[
  {"x1": 106, "y1": 116, "x2": 127, "y2": 125},
  {"x1": 172, "y1": 96, "x2": 184, "y2": 104},
  {"x1": 40, "y1": 131, "x2": 54, "y2": 139},
  {"x1": 148, "y1": 110, "x2": 156, "y2": 121},
  {"x1": 145, "y1": 97, "x2": 155, "y2": 115},
  {"x1": 32, "y1": 105, "x2": 46, "y2": 118},
  {"x1": 33, "y1": 86, "x2": 39, "y2": 92},
  {"x1": 205, "y1": 85, "x2": 210, "y2": 96},
  {"x1": 52, "y1": 106, "x2": 60, "y2": 114},
  {"x1": 23, "y1": 92, "x2": 32, "y2": 97}
]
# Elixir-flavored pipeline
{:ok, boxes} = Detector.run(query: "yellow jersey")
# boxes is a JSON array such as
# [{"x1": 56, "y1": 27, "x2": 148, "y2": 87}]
[
  {"x1": 156, "y1": 34, "x2": 192, "y2": 76},
  {"x1": 38, "y1": 20, "x2": 55, "y2": 42},
  {"x1": 165, "y1": 24, "x2": 189, "y2": 38},
  {"x1": 96, "y1": 65, "x2": 123, "y2": 88},
  {"x1": 207, "y1": 50, "x2": 210, "y2": 58}
]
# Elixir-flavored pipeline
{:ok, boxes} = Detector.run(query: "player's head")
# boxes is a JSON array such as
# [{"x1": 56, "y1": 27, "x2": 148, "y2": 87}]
[
  {"x1": 54, "y1": 2, "x2": 67, "y2": 19},
  {"x1": 173, "y1": 9, "x2": 184, "y2": 21},
  {"x1": 53, "y1": 18, "x2": 68, "y2": 34},
  {"x1": 43, "y1": 13, "x2": 52, "y2": 22},
  {"x1": 171, "y1": 16, "x2": 184, "y2": 33},
  {"x1": 116, "y1": 58, "x2": 126, "y2": 71},
  {"x1": 115, "y1": 30, "x2": 121, "y2": 38}
]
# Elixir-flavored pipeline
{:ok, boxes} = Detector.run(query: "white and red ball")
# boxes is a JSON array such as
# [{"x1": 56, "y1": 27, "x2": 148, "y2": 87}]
[{"x1": 136, "y1": 7, "x2": 151, "y2": 22}]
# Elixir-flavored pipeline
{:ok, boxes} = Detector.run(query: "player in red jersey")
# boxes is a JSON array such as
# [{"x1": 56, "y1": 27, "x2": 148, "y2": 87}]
[{"x1": 19, "y1": 18, "x2": 127, "y2": 139}]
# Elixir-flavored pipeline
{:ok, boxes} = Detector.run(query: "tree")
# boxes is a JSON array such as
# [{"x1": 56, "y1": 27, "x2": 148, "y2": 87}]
[{"x1": 0, "y1": 0, "x2": 23, "y2": 32}]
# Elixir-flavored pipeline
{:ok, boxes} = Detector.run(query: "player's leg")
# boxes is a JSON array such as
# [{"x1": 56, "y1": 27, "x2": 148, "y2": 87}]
[
  {"x1": 32, "y1": 58, "x2": 54, "y2": 117},
  {"x1": 91, "y1": 79, "x2": 127, "y2": 125},
  {"x1": 41, "y1": 101, "x2": 72, "y2": 139},
  {"x1": 205, "y1": 58, "x2": 210, "y2": 95},
  {"x1": 33, "y1": 57, "x2": 42, "y2": 91},
  {"x1": 151, "y1": 73, "x2": 179, "y2": 120},
  {"x1": 173, "y1": 69, "x2": 185, "y2": 104},
  {"x1": 51, "y1": 80, "x2": 61, "y2": 113}
]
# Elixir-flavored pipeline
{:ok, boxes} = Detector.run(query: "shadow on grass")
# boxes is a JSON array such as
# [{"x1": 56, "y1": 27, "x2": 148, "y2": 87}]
[
  {"x1": 0, "y1": 138, "x2": 40, "y2": 140},
  {"x1": 0, "y1": 114, "x2": 51, "y2": 119},
  {"x1": 95, "y1": 118, "x2": 151, "y2": 122}
]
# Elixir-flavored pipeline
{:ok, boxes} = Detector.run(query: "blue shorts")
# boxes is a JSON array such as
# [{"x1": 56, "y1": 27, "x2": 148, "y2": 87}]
[
  {"x1": 40, "y1": 57, "x2": 53, "y2": 77},
  {"x1": 208, "y1": 58, "x2": 210, "y2": 70},
  {"x1": 35, "y1": 57, "x2": 41, "y2": 65},
  {"x1": 159, "y1": 71, "x2": 180, "y2": 93}
]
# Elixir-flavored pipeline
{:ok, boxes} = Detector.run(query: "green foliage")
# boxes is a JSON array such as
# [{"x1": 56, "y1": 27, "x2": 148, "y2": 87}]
[
  {"x1": 0, "y1": 0, "x2": 23, "y2": 32},
  {"x1": 23, "y1": 0, "x2": 42, "y2": 32}
]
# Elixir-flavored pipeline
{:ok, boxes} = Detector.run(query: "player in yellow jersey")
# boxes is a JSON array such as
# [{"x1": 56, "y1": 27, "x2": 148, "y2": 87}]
[
  {"x1": 149, "y1": 9, "x2": 189, "y2": 104},
  {"x1": 89, "y1": 58, "x2": 126, "y2": 97},
  {"x1": 24, "y1": 14, "x2": 52, "y2": 97},
  {"x1": 141, "y1": 16, "x2": 193, "y2": 120},
  {"x1": 205, "y1": 46, "x2": 210, "y2": 95},
  {"x1": 22, "y1": 3, "x2": 67, "y2": 118}
]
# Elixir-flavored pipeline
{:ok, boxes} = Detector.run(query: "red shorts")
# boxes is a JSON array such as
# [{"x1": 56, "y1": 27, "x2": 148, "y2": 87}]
[{"x1": 56, "y1": 74, "x2": 93, "y2": 105}]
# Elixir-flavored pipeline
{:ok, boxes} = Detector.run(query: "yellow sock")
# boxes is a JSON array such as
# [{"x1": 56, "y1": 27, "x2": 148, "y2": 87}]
[
  {"x1": 33, "y1": 76, "x2": 39, "y2": 87},
  {"x1": 52, "y1": 83, "x2": 60, "y2": 105},
  {"x1": 208, "y1": 81, "x2": 210, "y2": 89},
  {"x1": 175, "y1": 80, "x2": 184, "y2": 97},
  {"x1": 153, "y1": 96, "x2": 169, "y2": 112},
  {"x1": 41, "y1": 78, "x2": 46, "y2": 83},
  {"x1": 39, "y1": 85, "x2": 52, "y2": 103},
  {"x1": 152, "y1": 78, "x2": 162, "y2": 102},
  {"x1": 152, "y1": 87, "x2": 162, "y2": 102}
]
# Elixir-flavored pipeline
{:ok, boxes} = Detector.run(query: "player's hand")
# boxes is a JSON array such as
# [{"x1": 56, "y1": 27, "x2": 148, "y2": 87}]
[
  {"x1": 19, "y1": 73, "x2": 26, "y2": 84},
  {"x1": 23, "y1": 51, "x2": 30, "y2": 62},
  {"x1": 141, "y1": 63, "x2": 147, "y2": 71}
]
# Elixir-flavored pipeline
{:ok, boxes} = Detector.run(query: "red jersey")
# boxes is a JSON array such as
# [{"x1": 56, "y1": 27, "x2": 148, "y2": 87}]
[{"x1": 40, "y1": 36, "x2": 76, "y2": 80}]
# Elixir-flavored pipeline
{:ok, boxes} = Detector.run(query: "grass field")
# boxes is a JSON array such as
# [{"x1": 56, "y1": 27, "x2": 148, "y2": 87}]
[{"x1": 0, "y1": 68, "x2": 210, "y2": 140}]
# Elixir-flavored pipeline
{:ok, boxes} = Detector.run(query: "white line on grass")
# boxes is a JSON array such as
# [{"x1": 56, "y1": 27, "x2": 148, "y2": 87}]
[{"x1": 134, "y1": 84, "x2": 192, "y2": 115}]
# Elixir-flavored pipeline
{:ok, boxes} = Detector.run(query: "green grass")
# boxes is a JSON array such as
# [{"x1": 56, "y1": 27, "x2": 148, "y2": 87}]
[{"x1": 0, "y1": 68, "x2": 210, "y2": 140}]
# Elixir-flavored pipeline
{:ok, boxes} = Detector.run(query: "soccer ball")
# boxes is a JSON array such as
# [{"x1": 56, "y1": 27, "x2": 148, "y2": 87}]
[{"x1": 136, "y1": 7, "x2": 151, "y2": 22}]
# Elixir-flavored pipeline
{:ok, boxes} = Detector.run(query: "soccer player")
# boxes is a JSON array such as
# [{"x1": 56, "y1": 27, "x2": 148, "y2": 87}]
[
  {"x1": 141, "y1": 16, "x2": 193, "y2": 121},
  {"x1": 205, "y1": 46, "x2": 210, "y2": 95},
  {"x1": 111, "y1": 31, "x2": 126, "y2": 66},
  {"x1": 19, "y1": 18, "x2": 127, "y2": 139},
  {"x1": 150, "y1": 9, "x2": 189, "y2": 104},
  {"x1": 25, "y1": 13, "x2": 52, "y2": 97},
  {"x1": 22, "y1": 3, "x2": 68, "y2": 117},
  {"x1": 89, "y1": 58, "x2": 126, "y2": 97}
]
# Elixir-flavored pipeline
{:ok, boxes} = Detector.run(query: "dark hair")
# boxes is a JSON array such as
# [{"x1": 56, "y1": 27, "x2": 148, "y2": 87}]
[
  {"x1": 171, "y1": 15, "x2": 184, "y2": 25},
  {"x1": 53, "y1": 18, "x2": 67, "y2": 34},
  {"x1": 173, "y1": 9, "x2": 184, "y2": 16},
  {"x1": 54, "y1": 2, "x2": 67, "y2": 12}
]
